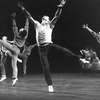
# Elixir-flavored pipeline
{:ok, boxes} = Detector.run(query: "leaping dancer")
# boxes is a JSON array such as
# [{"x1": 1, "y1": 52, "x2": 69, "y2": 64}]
[{"x1": 17, "y1": 0, "x2": 80, "y2": 92}]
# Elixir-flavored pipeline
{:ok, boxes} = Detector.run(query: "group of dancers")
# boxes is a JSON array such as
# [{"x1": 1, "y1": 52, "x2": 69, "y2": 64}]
[
  {"x1": 0, "y1": 0, "x2": 100, "y2": 93},
  {"x1": 80, "y1": 48, "x2": 100, "y2": 75},
  {"x1": 78, "y1": 24, "x2": 100, "y2": 74}
]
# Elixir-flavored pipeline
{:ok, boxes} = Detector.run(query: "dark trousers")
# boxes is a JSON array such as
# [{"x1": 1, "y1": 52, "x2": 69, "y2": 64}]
[{"x1": 38, "y1": 43, "x2": 76, "y2": 85}]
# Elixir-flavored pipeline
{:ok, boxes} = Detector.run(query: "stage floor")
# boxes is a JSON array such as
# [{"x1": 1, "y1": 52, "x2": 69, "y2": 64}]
[{"x1": 0, "y1": 73, "x2": 100, "y2": 100}]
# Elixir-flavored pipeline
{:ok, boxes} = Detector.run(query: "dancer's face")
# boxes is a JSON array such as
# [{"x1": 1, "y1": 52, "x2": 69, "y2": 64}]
[
  {"x1": 19, "y1": 28, "x2": 25, "y2": 34},
  {"x1": 2, "y1": 36, "x2": 7, "y2": 41},
  {"x1": 41, "y1": 16, "x2": 50, "y2": 25}
]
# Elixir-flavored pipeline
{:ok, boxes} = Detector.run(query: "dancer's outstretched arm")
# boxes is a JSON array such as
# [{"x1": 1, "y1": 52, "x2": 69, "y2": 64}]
[
  {"x1": 83, "y1": 24, "x2": 97, "y2": 37},
  {"x1": 28, "y1": 43, "x2": 37, "y2": 50},
  {"x1": 51, "y1": 0, "x2": 66, "y2": 28},
  {"x1": 17, "y1": 2, "x2": 39, "y2": 26},
  {"x1": 24, "y1": 18, "x2": 29, "y2": 38},
  {"x1": 7, "y1": 40, "x2": 14, "y2": 44},
  {"x1": 11, "y1": 13, "x2": 19, "y2": 37},
  {"x1": 83, "y1": 24, "x2": 100, "y2": 44}
]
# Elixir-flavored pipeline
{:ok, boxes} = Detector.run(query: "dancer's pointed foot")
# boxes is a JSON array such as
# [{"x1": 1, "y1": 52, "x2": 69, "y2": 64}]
[
  {"x1": 48, "y1": 85, "x2": 54, "y2": 93},
  {"x1": 12, "y1": 78, "x2": 18, "y2": 86},
  {"x1": 0, "y1": 76, "x2": 6, "y2": 82}
]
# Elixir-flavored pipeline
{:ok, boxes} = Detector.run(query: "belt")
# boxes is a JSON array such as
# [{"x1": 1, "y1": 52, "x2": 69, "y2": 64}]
[{"x1": 39, "y1": 43, "x2": 50, "y2": 46}]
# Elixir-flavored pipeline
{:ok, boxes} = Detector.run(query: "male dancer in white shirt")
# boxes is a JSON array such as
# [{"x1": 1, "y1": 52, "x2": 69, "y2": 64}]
[{"x1": 18, "y1": 0, "x2": 80, "y2": 92}]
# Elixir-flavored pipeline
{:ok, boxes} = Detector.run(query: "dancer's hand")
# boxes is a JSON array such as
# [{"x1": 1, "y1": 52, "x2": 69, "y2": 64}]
[
  {"x1": 61, "y1": 0, "x2": 66, "y2": 5},
  {"x1": 11, "y1": 12, "x2": 16, "y2": 18},
  {"x1": 58, "y1": 0, "x2": 66, "y2": 7},
  {"x1": 82, "y1": 24, "x2": 88, "y2": 29},
  {"x1": 17, "y1": 2, "x2": 24, "y2": 10}
]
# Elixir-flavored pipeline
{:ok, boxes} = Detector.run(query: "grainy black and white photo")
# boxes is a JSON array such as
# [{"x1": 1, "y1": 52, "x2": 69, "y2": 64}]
[{"x1": 0, "y1": 0, "x2": 100, "y2": 100}]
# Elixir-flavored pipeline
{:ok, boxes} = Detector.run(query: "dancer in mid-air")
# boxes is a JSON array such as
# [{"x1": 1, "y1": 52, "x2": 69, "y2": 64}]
[
  {"x1": 18, "y1": 0, "x2": 80, "y2": 92},
  {"x1": 0, "y1": 12, "x2": 29, "y2": 86}
]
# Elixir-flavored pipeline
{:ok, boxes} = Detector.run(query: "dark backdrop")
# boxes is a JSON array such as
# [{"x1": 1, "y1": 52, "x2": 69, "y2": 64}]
[{"x1": 0, "y1": 0, "x2": 100, "y2": 74}]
